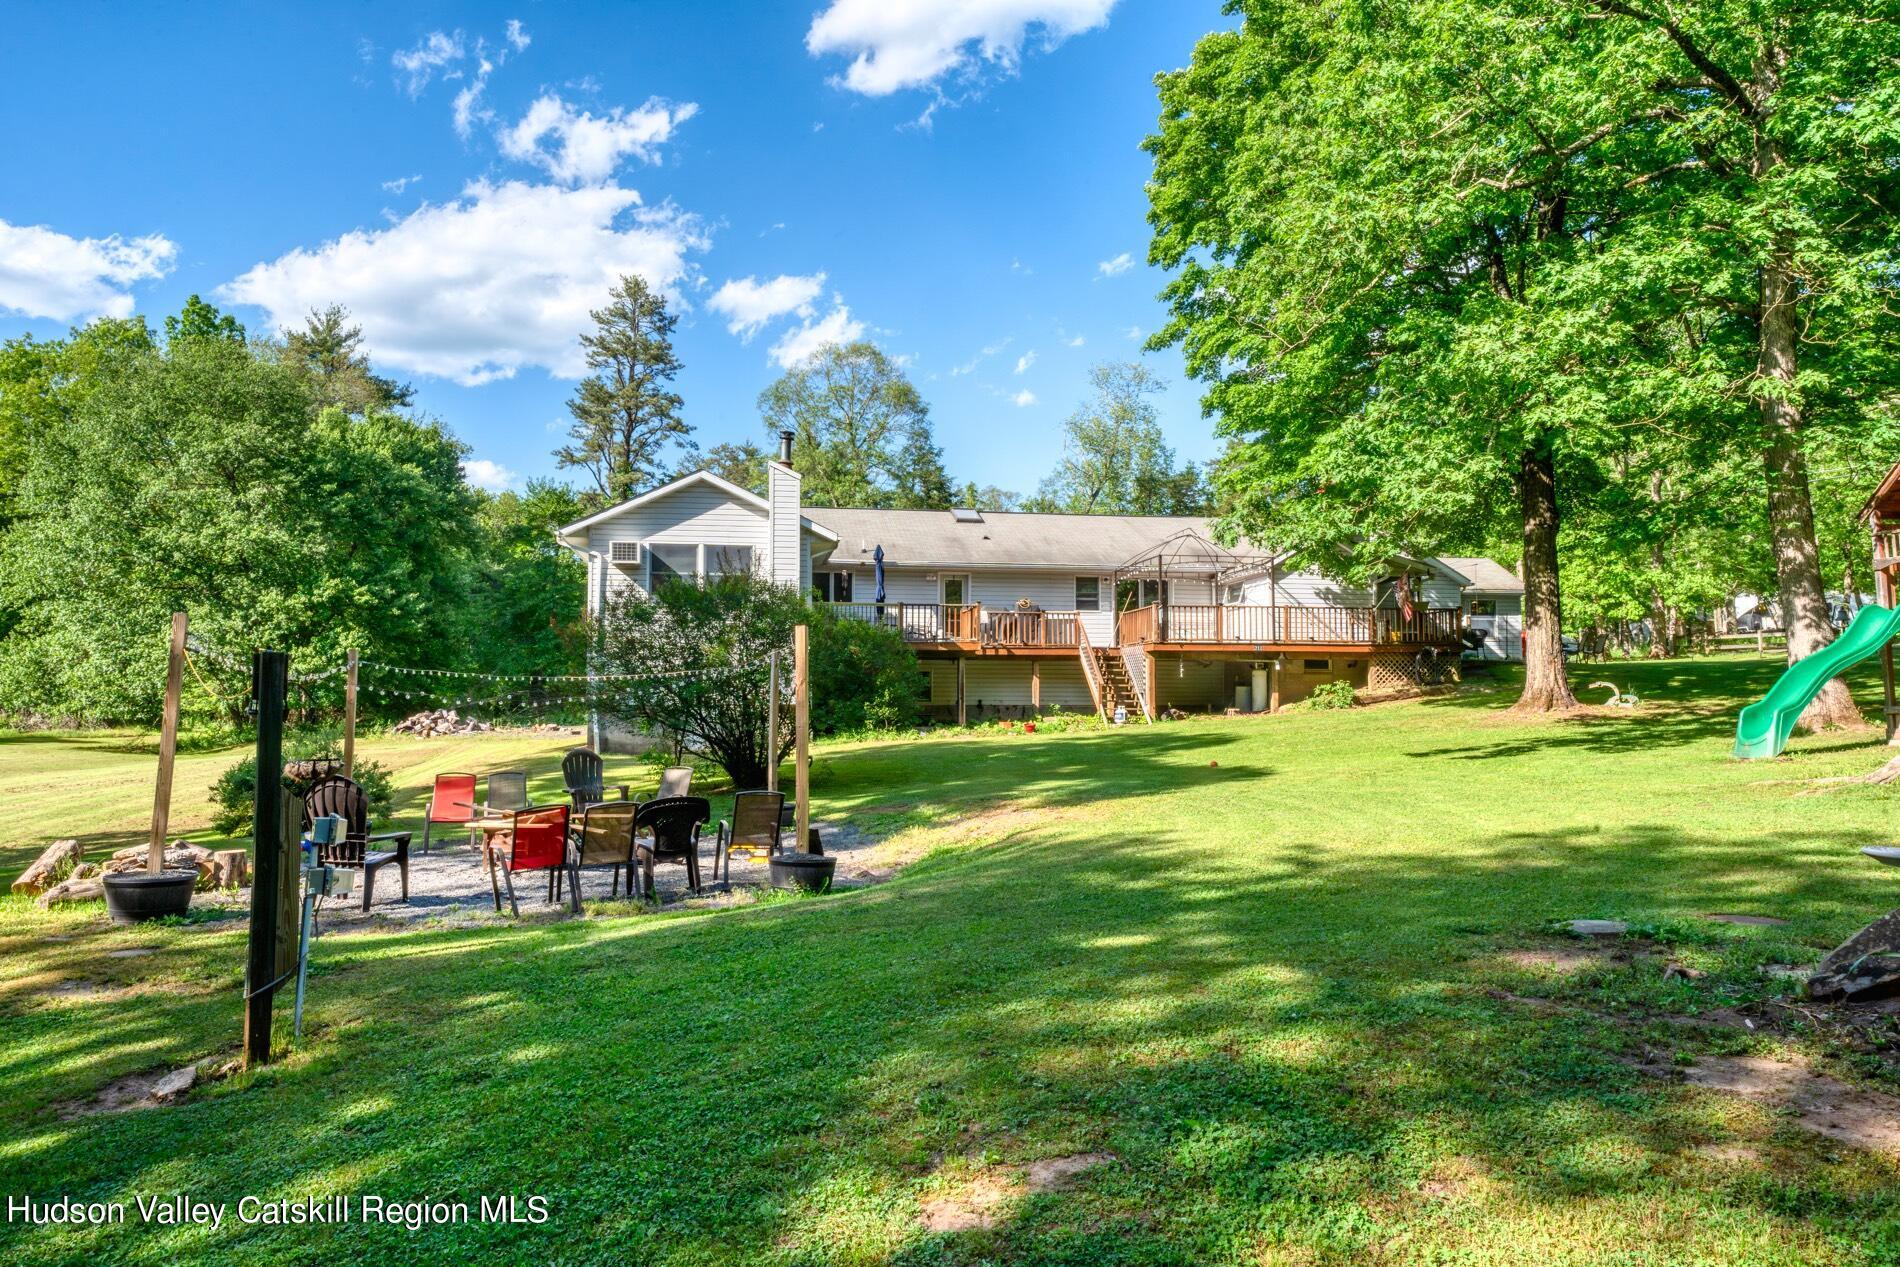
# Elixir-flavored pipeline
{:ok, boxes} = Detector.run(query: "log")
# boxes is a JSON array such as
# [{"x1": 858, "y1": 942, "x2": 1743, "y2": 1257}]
[
  {"x1": 37, "y1": 876, "x2": 105, "y2": 907},
  {"x1": 12, "y1": 839, "x2": 82, "y2": 895},
  {"x1": 210, "y1": 849, "x2": 249, "y2": 889}
]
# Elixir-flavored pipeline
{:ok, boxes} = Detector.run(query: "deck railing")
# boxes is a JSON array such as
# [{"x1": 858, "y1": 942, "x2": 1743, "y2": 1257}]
[
  {"x1": 822, "y1": 603, "x2": 1073, "y2": 647},
  {"x1": 1116, "y1": 604, "x2": 1462, "y2": 647}
]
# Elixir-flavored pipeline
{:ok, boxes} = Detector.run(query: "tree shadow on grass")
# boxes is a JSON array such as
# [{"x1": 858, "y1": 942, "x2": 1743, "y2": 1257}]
[{"x1": 3, "y1": 802, "x2": 1896, "y2": 1264}]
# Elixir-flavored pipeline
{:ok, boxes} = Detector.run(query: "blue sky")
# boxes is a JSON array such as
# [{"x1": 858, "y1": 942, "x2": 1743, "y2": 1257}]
[{"x1": 0, "y1": 1, "x2": 1232, "y2": 496}]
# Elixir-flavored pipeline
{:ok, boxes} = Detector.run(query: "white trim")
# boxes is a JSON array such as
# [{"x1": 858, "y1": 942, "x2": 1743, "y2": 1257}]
[{"x1": 555, "y1": 470, "x2": 838, "y2": 546}]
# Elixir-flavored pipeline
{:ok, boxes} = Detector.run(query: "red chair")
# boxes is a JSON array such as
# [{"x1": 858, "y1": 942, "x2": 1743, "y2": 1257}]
[
  {"x1": 486, "y1": 804, "x2": 574, "y2": 917},
  {"x1": 421, "y1": 772, "x2": 479, "y2": 853}
]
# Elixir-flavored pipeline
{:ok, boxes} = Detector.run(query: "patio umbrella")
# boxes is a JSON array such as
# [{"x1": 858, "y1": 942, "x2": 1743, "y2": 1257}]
[{"x1": 873, "y1": 544, "x2": 886, "y2": 604}]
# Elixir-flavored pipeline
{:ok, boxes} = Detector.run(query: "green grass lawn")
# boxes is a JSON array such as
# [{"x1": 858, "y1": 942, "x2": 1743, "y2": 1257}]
[{"x1": 5, "y1": 656, "x2": 1900, "y2": 1264}]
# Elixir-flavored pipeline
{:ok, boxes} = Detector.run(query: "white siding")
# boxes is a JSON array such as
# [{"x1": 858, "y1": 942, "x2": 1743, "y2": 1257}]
[
  {"x1": 825, "y1": 565, "x2": 1117, "y2": 644},
  {"x1": 585, "y1": 483, "x2": 770, "y2": 601},
  {"x1": 768, "y1": 462, "x2": 802, "y2": 588},
  {"x1": 1421, "y1": 576, "x2": 1463, "y2": 608}
]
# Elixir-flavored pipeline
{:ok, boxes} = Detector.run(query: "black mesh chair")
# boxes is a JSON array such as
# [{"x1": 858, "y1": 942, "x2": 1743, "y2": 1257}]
[
  {"x1": 633, "y1": 796, "x2": 710, "y2": 899},
  {"x1": 304, "y1": 775, "x2": 411, "y2": 911}
]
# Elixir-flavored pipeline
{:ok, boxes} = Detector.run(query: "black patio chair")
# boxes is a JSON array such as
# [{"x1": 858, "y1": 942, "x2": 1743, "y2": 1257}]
[
  {"x1": 562, "y1": 747, "x2": 628, "y2": 813},
  {"x1": 633, "y1": 796, "x2": 710, "y2": 899},
  {"x1": 304, "y1": 775, "x2": 411, "y2": 912}
]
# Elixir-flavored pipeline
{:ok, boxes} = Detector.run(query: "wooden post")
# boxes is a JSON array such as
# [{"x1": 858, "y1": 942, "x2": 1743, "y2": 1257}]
[
  {"x1": 149, "y1": 613, "x2": 188, "y2": 875},
  {"x1": 1270, "y1": 658, "x2": 1282, "y2": 713},
  {"x1": 794, "y1": 625, "x2": 811, "y2": 855},
  {"x1": 767, "y1": 649, "x2": 781, "y2": 792},
  {"x1": 1030, "y1": 660, "x2": 1041, "y2": 711},
  {"x1": 245, "y1": 649, "x2": 289, "y2": 1069},
  {"x1": 342, "y1": 649, "x2": 359, "y2": 777},
  {"x1": 956, "y1": 657, "x2": 967, "y2": 726}
]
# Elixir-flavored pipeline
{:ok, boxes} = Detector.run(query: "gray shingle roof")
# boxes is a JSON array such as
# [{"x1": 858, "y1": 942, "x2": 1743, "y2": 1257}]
[
  {"x1": 1437, "y1": 556, "x2": 1522, "y2": 592},
  {"x1": 804, "y1": 507, "x2": 1230, "y2": 571}
]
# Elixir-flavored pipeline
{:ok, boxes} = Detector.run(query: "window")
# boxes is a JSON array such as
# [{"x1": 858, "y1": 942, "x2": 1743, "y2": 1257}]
[
  {"x1": 647, "y1": 543, "x2": 698, "y2": 590},
  {"x1": 648, "y1": 543, "x2": 753, "y2": 589},
  {"x1": 1469, "y1": 598, "x2": 1498, "y2": 617},
  {"x1": 1075, "y1": 577, "x2": 1100, "y2": 611},
  {"x1": 1303, "y1": 658, "x2": 1331, "y2": 671},
  {"x1": 1223, "y1": 583, "x2": 1245, "y2": 604},
  {"x1": 814, "y1": 571, "x2": 854, "y2": 602},
  {"x1": 705, "y1": 545, "x2": 754, "y2": 580}
]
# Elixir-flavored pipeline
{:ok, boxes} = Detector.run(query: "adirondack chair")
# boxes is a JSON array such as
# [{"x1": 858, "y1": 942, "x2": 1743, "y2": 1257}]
[
  {"x1": 303, "y1": 775, "x2": 411, "y2": 911},
  {"x1": 566, "y1": 800, "x2": 637, "y2": 900},
  {"x1": 561, "y1": 748, "x2": 628, "y2": 811},
  {"x1": 714, "y1": 790, "x2": 785, "y2": 885},
  {"x1": 633, "y1": 796, "x2": 710, "y2": 898},
  {"x1": 486, "y1": 803, "x2": 574, "y2": 918},
  {"x1": 420, "y1": 771, "x2": 478, "y2": 853}
]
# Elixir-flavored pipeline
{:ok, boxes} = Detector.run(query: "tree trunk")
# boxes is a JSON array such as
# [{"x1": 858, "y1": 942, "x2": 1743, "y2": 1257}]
[
  {"x1": 1513, "y1": 447, "x2": 1578, "y2": 712},
  {"x1": 1760, "y1": 246, "x2": 1859, "y2": 730}
]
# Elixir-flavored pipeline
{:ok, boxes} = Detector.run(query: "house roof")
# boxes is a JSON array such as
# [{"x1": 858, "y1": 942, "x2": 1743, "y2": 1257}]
[
  {"x1": 1437, "y1": 556, "x2": 1522, "y2": 593},
  {"x1": 554, "y1": 470, "x2": 839, "y2": 549},
  {"x1": 802, "y1": 506, "x2": 1225, "y2": 571}
]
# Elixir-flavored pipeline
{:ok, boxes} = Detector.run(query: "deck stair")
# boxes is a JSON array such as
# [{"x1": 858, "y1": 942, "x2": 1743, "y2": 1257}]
[{"x1": 1084, "y1": 645, "x2": 1144, "y2": 723}]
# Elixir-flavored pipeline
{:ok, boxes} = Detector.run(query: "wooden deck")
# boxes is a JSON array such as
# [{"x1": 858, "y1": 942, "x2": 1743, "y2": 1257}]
[{"x1": 1116, "y1": 604, "x2": 1463, "y2": 650}]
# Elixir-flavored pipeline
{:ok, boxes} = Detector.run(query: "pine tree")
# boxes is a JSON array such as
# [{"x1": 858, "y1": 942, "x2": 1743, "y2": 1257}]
[{"x1": 555, "y1": 275, "x2": 689, "y2": 504}]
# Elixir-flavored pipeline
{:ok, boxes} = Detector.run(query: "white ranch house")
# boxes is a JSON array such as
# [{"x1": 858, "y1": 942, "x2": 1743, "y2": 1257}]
[{"x1": 556, "y1": 438, "x2": 1523, "y2": 743}]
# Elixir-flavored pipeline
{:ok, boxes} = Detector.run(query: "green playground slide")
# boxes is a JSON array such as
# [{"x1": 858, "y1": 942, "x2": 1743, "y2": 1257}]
[{"x1": 1733, "y1": 603, "x2": 1900, "y2": 759}]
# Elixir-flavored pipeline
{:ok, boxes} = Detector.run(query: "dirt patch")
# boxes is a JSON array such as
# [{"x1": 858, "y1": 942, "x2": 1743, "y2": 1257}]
[
  {"x1": 1500, "y1": 948, "x2": 1599, "y2": 973},
  {"x1": 1022, "y1": 1152, "x2": 1115, "y2": 1193},
  {"x1": 919, "y1": 1172, "x2": 1019, "y2": 1233},
  {"x1": 1675, "y1": 1055, "x2": 1900, "y2": 1154},
  {"x1": 53, "y1": 1059, "x2": 218, "y2": 1120},
  {"x1": 1701, "y1": 913, "x2": 1790, "y2": 927},
  {"x1": 1692, "y1": 1142, "x2": 1763, "y2": 1164}
]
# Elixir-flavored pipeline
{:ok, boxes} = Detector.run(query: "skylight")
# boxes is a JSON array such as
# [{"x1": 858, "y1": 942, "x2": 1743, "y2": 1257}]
[{"x1": 950, "y1": 507, "x2": 983, "y2": 523}]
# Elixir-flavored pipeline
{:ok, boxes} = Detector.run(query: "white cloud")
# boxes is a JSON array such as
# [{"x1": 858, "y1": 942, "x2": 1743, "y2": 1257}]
[
  {"x1": 453, "y1": 57, "x2": 497, "y2": 138},
  {"x1": 1011, "y1": 389, "x2": 1037, "y2": 407},
  {"x1": 392, "y1": 30, "x2": 465, "y2": 95},
  {"x1": 462, "y1": 458, "x2": 519, "y2": 491},
  {"x1": 950, "y1": 336, "x2": 1010, "y2": 376},
  {"x1": 1014, "y1": 350, "x2": 1036, "y2": 374},
  {"x1": 1063, "y1": 332, "x2": 1084, "y2": 347},
  {"x1": 769, "y1": 306, "x2": 865, "y2": 369},
  {"x1": 499, "y1": 93, "x2": 698, "y2": 185},
  {"x1": 1097, "y1": 251, "x2": 1133, "y2": 276},
  {"x1": 0, "y1": 218, "x2": 175, "y2": 321},
  {"x1": 708, "y1": 273, "x2": 826, "y2": 341},
  {"x1": 807, "y1": 0, "x2": 1117, "y2": 96},
  {"x1": 505, "y1": 19, "x2": 531, "y2": 51},
  {"x1": 1124, "y1": 324, "x2": 1144, "y2": 340},
  {"x1": 222, "y1": 180, "x2": 707, "y2": 386},
  {"x1": 381, "y1": 174, "x2": 423, "y2": 194}
]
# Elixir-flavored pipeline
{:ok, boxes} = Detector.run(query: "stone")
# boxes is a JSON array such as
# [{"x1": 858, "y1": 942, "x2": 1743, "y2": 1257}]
[
  {"x1": 1809, "y1": 908, "x2": 1900, "y2": 1000},
  {"x1": 1701, "y1": 913, "x2": 1790, "y2": 927},
  {"x1": 149, "y1": 1066, "x2": 196, "y2": 1100},
  {"x1": 1564, "y1": 919, "x2": 1628, "y2": 937}
]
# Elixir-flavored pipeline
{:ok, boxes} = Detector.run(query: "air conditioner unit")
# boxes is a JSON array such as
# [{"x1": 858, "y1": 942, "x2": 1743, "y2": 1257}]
[{"x1": 609, "y1": 541, "x2": 642, "y2": 567}]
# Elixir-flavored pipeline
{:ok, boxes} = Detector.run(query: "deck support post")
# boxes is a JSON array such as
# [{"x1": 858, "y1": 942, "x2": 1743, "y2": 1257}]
[
  {"x1": 1270, "y1": 659, "x2": 1282, "y2": 713},
  {"x1": 956, "y1": 657, "x2": 967, "y2": 726},
  {"x1": 1031, "y1": 660, "x2": 1040, "y2": 711}
]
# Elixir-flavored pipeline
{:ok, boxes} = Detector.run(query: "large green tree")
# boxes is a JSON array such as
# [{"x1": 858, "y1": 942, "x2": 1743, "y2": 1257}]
[
  {"x1": 1147, "y1": 0, "x2": 1686, "y2": 710},
  {"x1": 279, "y1": 305, "x2": 414, "y2": 415},
  {"x1": 555, "y1": 275, "x2": 690, "y2": 505},
  {"x1": 1027, "y1": 362, "x2": 1208, "y2": 516},
  {"x1": 757, "y1": 341, "x2": 954, "y2": 509},
  {"x1": 1579, "y1": 0, "x2": 1900, "y2": 726}
]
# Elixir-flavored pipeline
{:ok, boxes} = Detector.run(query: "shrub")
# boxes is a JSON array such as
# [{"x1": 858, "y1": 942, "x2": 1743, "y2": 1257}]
[
  {"x1": 1303, "y1": 680, "x2": 1358, "y2": 710},
  {"x1": 808, "y1": 613, "x2": 921, "y2": 734},
  {"x1": 210, "y1": 738, "x2": 394, "y2": 835}
]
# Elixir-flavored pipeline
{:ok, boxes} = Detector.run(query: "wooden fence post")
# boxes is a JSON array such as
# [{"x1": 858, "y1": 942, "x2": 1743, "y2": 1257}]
[
  {"x1": 149, "y1": 613, "x2": 187, "y2": 875},
  {"x1": 245, "y1": 649, "x2": 289, "y2": 1069},
  {"x1": 794, "y1": 625, "x2": 810, "y2": 854},
  {"x1": 767, "y1": 649, "x2": 780, "y2": 793},
  {"x1": 343, "y1": 649, "x2": 359, "y2": 777}
]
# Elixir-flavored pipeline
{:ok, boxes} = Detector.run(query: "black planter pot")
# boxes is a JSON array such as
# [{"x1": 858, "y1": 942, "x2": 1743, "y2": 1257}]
[
  {"x1": 102, "y1": 871, "x2": 196, "y2": 925},
  {"x1": 769, "y1": 853, "x2": 837, "y2": 894}
]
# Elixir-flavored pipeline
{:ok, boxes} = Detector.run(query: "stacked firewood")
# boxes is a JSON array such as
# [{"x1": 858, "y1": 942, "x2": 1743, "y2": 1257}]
[
  {"x1": 392, "y1": 709, "x2": 493, "y2": 737},
  {"x1": 15, "y1": 840, "x2": 249, "y2": 907}
]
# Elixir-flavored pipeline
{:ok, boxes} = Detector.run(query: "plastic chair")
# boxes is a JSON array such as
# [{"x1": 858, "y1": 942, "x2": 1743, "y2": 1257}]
[
  {"x1": 304, "y1": 775, "x2": 411, "y2": 911},
  {"x1": 562, "y1": 748, "x2": 628, "y2": 812},
  {"x1": 633, "y1": 796, "x2": 709, "y2": 898},
  {"x1": 715, "y1": 790, "x2": 785, "y2": 885},
  {"x1": 567, "y1": 800, "x2": 637, "y2": 900},
  {"x1": 487, "y1": 803, "x2": 574, "y2": 917},
  {"x1": 657, "y1": 766, "x2": 694, "y2": 798},
  {"x1": 487, "y1": 769, "x2": 530, "y2": 812},
  {"x1": 421, "y1": 771, "x2": 478, "y2": 853}
]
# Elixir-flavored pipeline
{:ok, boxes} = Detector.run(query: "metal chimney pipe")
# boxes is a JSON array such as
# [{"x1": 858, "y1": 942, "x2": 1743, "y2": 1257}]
[{"x1": 778, "y1": 430, "x2": 794, "y2": 466}]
